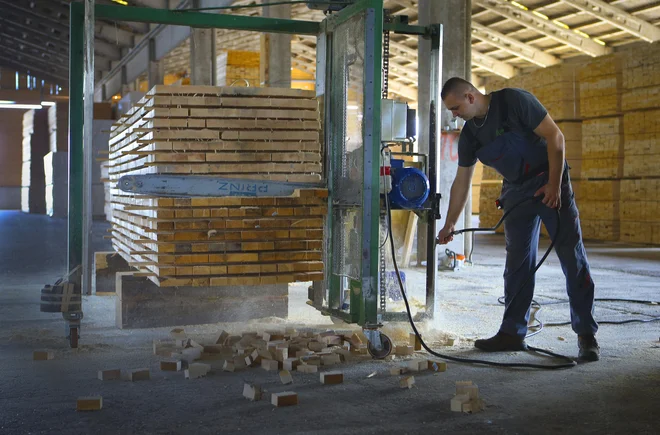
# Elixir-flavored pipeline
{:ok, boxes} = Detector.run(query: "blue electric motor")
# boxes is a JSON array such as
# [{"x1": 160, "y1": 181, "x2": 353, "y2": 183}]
[{"x1": 388, "y1": 158, "x2": 430, "y2": 210}]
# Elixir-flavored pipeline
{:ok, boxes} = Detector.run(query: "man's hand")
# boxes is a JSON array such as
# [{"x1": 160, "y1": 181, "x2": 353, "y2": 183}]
[
  {"x1": 436, "y1": 224, "x2": 455, "y2": 245},
  {"x1": 534, "y1": 182, "x2": 561, "y2": 209}
]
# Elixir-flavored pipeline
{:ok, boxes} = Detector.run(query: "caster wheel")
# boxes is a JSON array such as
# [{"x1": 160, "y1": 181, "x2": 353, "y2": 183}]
[
  {"x1": 69, "y1": 327, "x2": 79, "y2": 349},
  {"x1": 367, "y1": 333, "x2": 392, "y2": 359}
]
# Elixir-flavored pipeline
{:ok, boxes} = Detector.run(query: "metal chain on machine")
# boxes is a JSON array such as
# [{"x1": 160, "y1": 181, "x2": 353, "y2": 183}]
[
  {"x1": 379, "y1": 10, "x2": 393, "y2": 313},
  {"x1": 382, "y1": 10, "x2": 391, "y2": 99},
  {"x1": 379, "y1": 213, "x2": 387, "y2": 314}
]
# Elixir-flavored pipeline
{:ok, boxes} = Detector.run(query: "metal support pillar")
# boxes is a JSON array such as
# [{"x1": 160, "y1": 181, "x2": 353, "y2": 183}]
[
  {"x1": 425, "y1": 25, "x2": 442, "y2": 319},
  {"x1": 68, "y1": 2, "x2": 84, "y2": 274},
  {"x1": 82, "y1": 0, "x2": 95, "y2": 295},
  {"x1": 190, "y1": 0, "x2": 216, "y2": 86},
  {"x1": 418, "y1": 0, "x2": 471, "y2": 262},
  {"x1": 260, "y1": 1, "x2": 292, "y2": 88},
  {"x1": 148, "y1": 38, "x2": 164, "y2": 88}
]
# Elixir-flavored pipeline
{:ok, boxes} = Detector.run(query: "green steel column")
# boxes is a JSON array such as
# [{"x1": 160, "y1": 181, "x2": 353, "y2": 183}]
[
  {"x1": 361, "y1": 0, "x2": 383, "y2": 327},
  {"x1": 68, "y1": 2, "x2": 84, "y2": 272}
]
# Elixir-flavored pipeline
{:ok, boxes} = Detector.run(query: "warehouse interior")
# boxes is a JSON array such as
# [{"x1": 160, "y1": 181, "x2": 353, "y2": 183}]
[{"x1": 0, "y1": 0, "x2": 659, "y2": 434}]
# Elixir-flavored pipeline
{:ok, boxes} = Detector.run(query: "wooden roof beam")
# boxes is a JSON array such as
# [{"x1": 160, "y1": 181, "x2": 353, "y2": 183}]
[
  {"x1": 471, "y1": 22, "x2": 560, "y2": 67},
  {"x1": 473, "y1": 0, "x2": 611, "y2": 57},
  {"x1": 564, "y1": 0, "x2": 660, "y2": 42}
]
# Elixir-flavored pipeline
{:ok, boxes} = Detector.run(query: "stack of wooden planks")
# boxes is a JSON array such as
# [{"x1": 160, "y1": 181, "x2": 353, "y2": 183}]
[
  {"x1": 108, "y1": 85, "x2": 327, "y2": 287},
  {"x1": 620, "y1": 43, "x2": 660, "y2": 244}
]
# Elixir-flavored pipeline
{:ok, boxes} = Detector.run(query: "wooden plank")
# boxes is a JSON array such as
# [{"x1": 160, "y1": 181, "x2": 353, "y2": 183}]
[
  {"x1": 146, "y1": 85, "x2": 316, "y2": 99},
  {"x1": 401, "y1": 212, "x2": 418, "y2": 268}
]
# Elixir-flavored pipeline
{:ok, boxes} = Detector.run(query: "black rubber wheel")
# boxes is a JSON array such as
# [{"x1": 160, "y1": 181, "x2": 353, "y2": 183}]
[
  {"x1": 367, "y1": 333, "x2": 392, "y2": 359},
  {"x1": 69, "y1": 327, "x2": 79, "y2": 349}
]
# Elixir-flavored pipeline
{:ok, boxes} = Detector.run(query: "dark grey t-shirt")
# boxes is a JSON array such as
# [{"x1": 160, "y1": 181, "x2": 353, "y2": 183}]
[{"x1": 457, "y1": 88, "x2": 548, "y2": 167}]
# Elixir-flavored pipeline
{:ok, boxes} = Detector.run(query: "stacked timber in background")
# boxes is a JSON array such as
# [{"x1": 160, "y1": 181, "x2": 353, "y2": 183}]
[
  {"x1": 92, "y1": 120, "x2": 114, "y2": 220},
  {"x1": 108, "y1": 85, "x2": 327, "y2": 287},
  {"x1": 481, "y1": 43, "x2": 660, "y2": 245},
  {"x1": 21, "y1": 109, "x2": 34, "y2": 213},
  {"x1": 478, "y1": 165, "x2": 503, "y2": 234},
  {"x1": 577, "y1": 54, "x2": 624, "y2": 241},
  {"x1": 620, "y1": 44, "x2": 660, "y2": 244},
  {"x1": 45, "y1": 103, "x2": 69, "y2": 217},
  {"x1": 482, "y1": 64, "x2": 581, "y2": 236},
  {"x1": 21, "y1": 109, "x2": 48, "y2": 214},
  {"x1": 216, "y1": 50, "x2": 260, "y2": 87}
]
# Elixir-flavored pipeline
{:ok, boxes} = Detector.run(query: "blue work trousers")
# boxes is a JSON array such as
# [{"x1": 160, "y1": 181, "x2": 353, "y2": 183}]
[{"x1": 498, "y1": 170, "x2": 598, "y2": 339}]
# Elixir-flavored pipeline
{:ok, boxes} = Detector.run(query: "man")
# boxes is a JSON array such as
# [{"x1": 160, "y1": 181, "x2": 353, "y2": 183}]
[{"x1": 436, "y1": 77, "x2": 599, "y2": 362}]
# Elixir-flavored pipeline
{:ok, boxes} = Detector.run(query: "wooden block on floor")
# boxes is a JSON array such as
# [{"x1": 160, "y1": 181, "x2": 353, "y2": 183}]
[
  {"x1": 202, "y1": 344, "x2": 224, "y2": 354},
  {"x1": 409, "y1": 333, "x2": 422, "y2": 351},
  {"x1": 320, "y1": 371, "x2": 343, "y2": 385},
  {"x1": 332, "y1": 348, "x2": 352, "y2": 362},
  {"x1": 274, "y1": 348, "x2": 288, "y2": 362},
  {"x1": 98, "y1": 369, "x2": 121, "y2": 380},
  {"x1": 185, "y1": 363, "x2": 211, "y2": 379},
  {"x1": 390, "y1": 367, "x2": 407, "y2": 376},
  {"x1": 215, "y1": 330, "x2": 229, "y2": 344},
  {"x1": 181, "y1": 347, "x2": 203, "y2": 362},
  {"x1": 223, "y1": 360, "x2": 235, "y2": 372},
  {"x1": 33, "y1": 350, "x2": 54, "y2": 361},
  {"x1": 129, "y1": 368, "x2": 151, "y2": 381},
  {"x1": 297, "y1": 364, "x2": 318, "y2": 373},
  {"x1": 428, "y1": 360, "x2": 447, "y2": 372},
  {"x1": 77, "y1": 396, "x2": 103, "y2": 411},
  {"x1": 233, "y1": 356, "x2": 248, "y2": 370},
  {"x1": 153, "y1": 339, "x2": 176, "y2": 356},
  {"x1": 451, "y1": 394, "x2": 471, "y2": 412},
  {"x1": 262, "y1": 359, "x2": 280, "y2": 371},
  {"x1": 395, "y1": 345, "x2": 414, "y2": 356},
  {"x1": 458, "y1": 384, "x2": 479, "y2": 399},
  {"x1": 307, "y1": 340, "x2": 326, "y2": 352},
  {"x1": 322, "y1": 335, "x2": 343, "y2": 346},
  {"x1": 279, "y1": 370, "x2": 293, "y2": 385},
  {"x1": 158, "y1": 358, "x2": 181, "y2": 371},
  {"x1": 263, "y1": 331, "x2": 284, "y2": 341},
  {"x1": 271, "y1": 391, "x2": 298, "y2": 407},
  {"x1": 406, "y1": 359, "x2": 427, "y2": 372},
  {"x1": 170, "y1": 328, "x2": 186, "y2": 339},
  {"x1": 283, "y1": 357, "x2": 301, "y2": 371},
  {"x1": 400, "y1": 375, "x2": 415, "y2": 389},
  {"x1": 455, "y1": 380, "x2": 473, "y2": 392},
  {"x1": 296, "y1": 350, "x2": 314, "y2": 358},
  {"x1": 321, "y1": 353, "x2": 341, "y2": 366},
  {"x1": 243, "y1": 383, "x2": 262, "y2": 401}
]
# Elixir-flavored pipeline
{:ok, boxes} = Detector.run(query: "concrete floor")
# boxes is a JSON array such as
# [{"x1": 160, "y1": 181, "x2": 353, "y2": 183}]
[{"x1": 1, "y1": 210, "x2": 659, "y2": 435}]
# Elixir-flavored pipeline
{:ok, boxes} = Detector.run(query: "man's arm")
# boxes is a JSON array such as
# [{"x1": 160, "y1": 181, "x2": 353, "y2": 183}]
[
  {"x1": 534, "y1": 114, "x2": 565, "y2": 208},
  {"x1": 437, "y1": 165, "x2": 475, "y2": 244}
]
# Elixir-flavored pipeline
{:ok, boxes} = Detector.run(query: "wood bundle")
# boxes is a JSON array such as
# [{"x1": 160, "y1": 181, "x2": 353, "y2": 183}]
[
  {"x1": 621, "y1": 44, "x2": 660, "y2": 111},
  {"x1": 578, "y1": 54, "x2": 623, "y2": 118},
  {"x1": 620, "y1": 110, "x2": 660, "y2": 244},
  {"x1": 21, "y1": 109, "x2": 48, "y2": 214},
  {"x1": 108, "y1": 85, "x2": 326, "y2": 287},
  {"x1": 21, "y1": 109, "x2": 35, "y2": 213},
  {"x1": 485, "y1": 63, "x2": 579, "y2": 121}
]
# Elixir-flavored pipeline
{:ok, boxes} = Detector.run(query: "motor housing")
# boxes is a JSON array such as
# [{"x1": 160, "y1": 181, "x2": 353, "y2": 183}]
[{"x1": 388, "y1": 158, "x2": 430, "y2": 210}]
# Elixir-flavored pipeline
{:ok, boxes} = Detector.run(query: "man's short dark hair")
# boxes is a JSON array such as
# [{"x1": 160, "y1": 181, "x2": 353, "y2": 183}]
[{"x1": 441, "y1": 77, "x2": 475, "y2": 100}]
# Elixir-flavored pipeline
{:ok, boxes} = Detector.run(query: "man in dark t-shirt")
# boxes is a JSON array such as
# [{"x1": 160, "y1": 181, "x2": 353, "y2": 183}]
[{"x1": 436, "y1": 77, "x2": 599, "y2": 362}]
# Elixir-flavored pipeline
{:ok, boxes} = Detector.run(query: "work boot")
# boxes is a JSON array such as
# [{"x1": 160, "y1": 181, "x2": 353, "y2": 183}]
[
  {"x1": 474, "y1": 332, "x2": 528, "y2": 352},
  {"x1": 578, "y1": 334, "x2": 600, "y2": 362}
]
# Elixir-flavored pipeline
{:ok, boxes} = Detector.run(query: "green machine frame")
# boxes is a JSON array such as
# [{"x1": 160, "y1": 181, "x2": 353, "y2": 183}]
[{"x1": 67, "y1": 0, "x2": 441, "y2": 350}]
